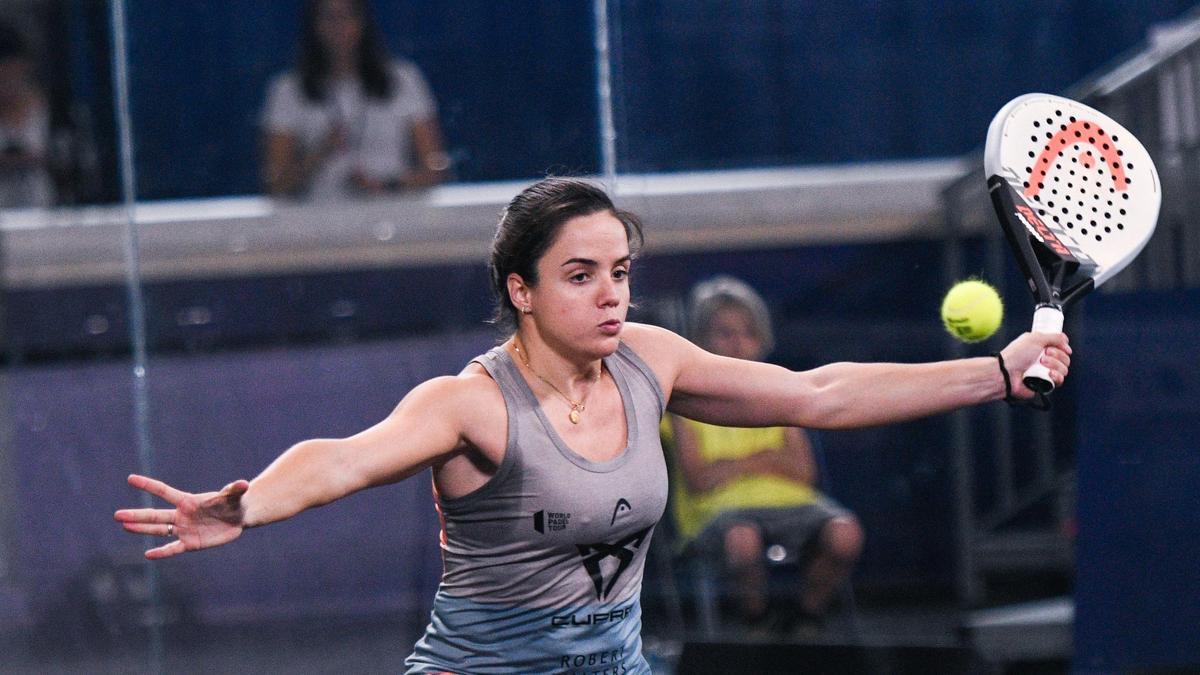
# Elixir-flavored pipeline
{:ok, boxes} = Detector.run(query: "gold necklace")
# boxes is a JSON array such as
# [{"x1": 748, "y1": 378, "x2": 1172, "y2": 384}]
[{"x1": 512, "y1": 338, "x2": 601, "y2": 424}]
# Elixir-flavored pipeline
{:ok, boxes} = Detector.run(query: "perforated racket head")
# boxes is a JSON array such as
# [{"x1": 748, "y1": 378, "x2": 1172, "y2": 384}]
[{"x1": 985, "y1": 93, "x2": 1160, "y2": 288}]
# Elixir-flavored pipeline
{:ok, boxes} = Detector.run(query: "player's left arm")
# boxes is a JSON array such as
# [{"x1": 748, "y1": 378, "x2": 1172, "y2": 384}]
[{"x1": 623, "y1": 323, "x2": 1070, "y2": 430}]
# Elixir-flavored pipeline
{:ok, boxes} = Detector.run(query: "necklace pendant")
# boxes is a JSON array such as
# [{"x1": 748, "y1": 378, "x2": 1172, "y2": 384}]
[{"x1": 569, "y1": 408, "x2": 581, "y2": 424}]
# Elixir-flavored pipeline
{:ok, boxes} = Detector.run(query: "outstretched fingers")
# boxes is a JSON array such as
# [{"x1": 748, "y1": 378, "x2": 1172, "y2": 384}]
[
  {"x1": 127, "y1": 474, "x2": 188, "y2": 505},
  {"x1": 220, "y1": 479, "x2": 250, "y2": 499},
  {"x1": 117, "y1": 475, "x2": 250, "y2": 559},
  {"x1": 119, "y1": 521, "x2": 175, "y2": 537},
  {"x1": 144, "y1": 539, "x2": 187, "y2": 560},
  {"x1": 113, "y1": 507, "x2": 175, "y2": 526}
]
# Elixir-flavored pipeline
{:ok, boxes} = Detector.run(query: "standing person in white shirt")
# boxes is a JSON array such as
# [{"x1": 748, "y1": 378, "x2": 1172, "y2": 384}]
[{"x1": 261, "y1": 0, "x2": 449, "y2": 200}]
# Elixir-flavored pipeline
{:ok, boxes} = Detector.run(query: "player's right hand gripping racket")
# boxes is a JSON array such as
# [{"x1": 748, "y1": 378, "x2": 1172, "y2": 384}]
[{"x1": 985, "y1": 93, "x2": 1161, "y2": 396}]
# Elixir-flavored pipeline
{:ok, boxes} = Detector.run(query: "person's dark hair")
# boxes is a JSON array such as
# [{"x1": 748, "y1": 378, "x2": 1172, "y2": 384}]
[
  {"x1": 298, "y1": 0, "x2": 393, "y2": 102},
  {"x1": 489, "y1": 177, "x2": 644, "y2": 331}
]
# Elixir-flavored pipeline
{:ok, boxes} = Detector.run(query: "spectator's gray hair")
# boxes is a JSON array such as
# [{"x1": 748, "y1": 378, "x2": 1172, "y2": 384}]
[{"x1": 687, "y1": 275, "x2": 774, "y2": 355}]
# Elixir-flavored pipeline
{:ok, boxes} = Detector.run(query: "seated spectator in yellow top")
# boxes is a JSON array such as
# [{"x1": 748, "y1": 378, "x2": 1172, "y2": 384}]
[
  {"x1": 664, "y1": 276, "x2": 864, "y2": 626},
  {"x1": 261, "y1": 0, "x2": 448, "y2": 200}
]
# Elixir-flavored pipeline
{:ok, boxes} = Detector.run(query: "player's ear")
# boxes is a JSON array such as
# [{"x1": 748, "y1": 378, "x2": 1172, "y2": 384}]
[{"x1": 507, "y1": 273, "x2": 533, "y2": 315}]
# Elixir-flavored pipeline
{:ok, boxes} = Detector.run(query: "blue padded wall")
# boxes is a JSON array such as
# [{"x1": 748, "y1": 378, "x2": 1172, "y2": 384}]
[{"x1": 1074, "y1": 289, "x2": 1200, "y2": 672}]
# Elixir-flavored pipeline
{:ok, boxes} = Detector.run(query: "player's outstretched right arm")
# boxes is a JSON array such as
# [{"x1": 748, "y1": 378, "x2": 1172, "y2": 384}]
[{"x1": 114, "y1": 375, "x2": 473, "y2": 559}]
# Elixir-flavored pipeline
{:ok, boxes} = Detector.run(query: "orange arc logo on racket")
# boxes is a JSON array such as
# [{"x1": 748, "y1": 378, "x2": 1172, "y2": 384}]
[{"x1": 1024, "y1": 119, "x2": 1129, "y2": 200}]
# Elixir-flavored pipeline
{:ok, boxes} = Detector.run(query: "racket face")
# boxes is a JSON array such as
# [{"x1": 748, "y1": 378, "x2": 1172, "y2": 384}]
[{"x1": 985, "y1": 93, "x2": 1160, "y2": 288}]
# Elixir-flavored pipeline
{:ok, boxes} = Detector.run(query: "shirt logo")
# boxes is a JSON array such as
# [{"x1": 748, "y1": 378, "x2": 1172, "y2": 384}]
[
  {"x1": 534, "y1": 510, "x2": 571, "y2": 534},
  {"x1": 576, "y1": 527, "x2": 651, "y2": 600},
  {"x1": 609, "y1": 498, "x2": 632, "y2": 526}
]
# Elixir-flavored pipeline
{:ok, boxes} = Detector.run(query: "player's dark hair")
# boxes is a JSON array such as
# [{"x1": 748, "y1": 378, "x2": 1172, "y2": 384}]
[
  {"x1": 298, "y1": 0, "x2": 393, "y2": 102},
  {"x1": 489, "y1": 177, "x2": 644, "y2": 332}
]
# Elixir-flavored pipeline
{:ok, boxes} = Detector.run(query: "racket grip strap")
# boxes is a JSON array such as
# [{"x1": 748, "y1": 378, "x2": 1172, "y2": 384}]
[
  {"x1": 991, "y1": 352, "x2": 1017, "y2": 404},
  {"x1": 996, "y1": 351, "x2": 1052, "y2": 411}
]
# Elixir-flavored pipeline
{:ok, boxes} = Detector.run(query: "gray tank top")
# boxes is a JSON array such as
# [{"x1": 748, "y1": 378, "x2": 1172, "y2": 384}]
[{"x1": 406, "y1": 341, "x2": 668, "y2": 674}]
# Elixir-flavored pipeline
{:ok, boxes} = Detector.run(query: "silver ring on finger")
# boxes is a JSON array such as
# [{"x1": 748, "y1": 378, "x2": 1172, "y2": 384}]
[{"x1": 167, "y1": 523, "x2": 175, "y2": 538}]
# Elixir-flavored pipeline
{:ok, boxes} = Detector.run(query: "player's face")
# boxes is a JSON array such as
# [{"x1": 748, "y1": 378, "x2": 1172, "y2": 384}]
[
  {"x1": 704, "y1": 305, "x2": 765, "y2": 361},
  {"x1": 524, "y1": 211, "x2": 631, "y2": 359}
]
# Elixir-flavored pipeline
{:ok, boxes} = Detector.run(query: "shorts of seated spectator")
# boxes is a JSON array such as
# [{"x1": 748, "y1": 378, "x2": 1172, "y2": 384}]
[{"x1": 684, "y1": 498, "x2": 851, "y2": 569}]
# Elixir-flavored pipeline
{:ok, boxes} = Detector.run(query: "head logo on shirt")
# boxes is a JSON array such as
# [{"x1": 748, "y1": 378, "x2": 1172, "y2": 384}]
[{"x1": 609, "y1": 498, "x2": 632, "y2": 526}]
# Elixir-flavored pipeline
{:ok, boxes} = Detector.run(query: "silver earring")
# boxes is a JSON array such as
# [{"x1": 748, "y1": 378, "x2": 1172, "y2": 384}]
[{"x1": 522, "y1": 306, "x2": 532, "y2": 315}]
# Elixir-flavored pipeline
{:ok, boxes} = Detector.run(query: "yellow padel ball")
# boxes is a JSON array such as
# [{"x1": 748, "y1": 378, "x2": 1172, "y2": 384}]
[{"x1": 941, "y1": 279, "x2": 1003, "y2": 343}]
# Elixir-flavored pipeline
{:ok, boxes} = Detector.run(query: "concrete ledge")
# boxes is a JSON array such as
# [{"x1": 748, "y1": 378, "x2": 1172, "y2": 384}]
[{"x1": 1, "y1": 160, "x2": 966, "y2": 288}]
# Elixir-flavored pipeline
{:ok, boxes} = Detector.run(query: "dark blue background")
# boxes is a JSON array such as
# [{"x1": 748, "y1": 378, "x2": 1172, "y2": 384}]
[
  {"x1": 1074, "y1": 290, "x2": 1200, "y2": 672},
  {"x1": 613, "y1": 1, "x2": 1198, "y2": 171}
]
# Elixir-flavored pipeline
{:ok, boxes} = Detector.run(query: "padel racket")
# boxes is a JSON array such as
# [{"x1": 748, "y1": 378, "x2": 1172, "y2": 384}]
[{"x1": 985, "y1": 93, "x2": 1160, "y2": 394}]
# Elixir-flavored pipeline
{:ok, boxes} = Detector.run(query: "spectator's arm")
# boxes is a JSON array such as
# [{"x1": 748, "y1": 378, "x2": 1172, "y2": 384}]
[
  {"x1": 753, "y1": 427, "x2": 818, "y2": 486},
  {"x1": 670, "y1": 414, "x2": 759, "y2": 494},
  {"x1": 263, "y1": 129, "x2": 344, "y2": 197},
  {"x1": 401, "y1": 117, "x2": 449, "y2": 188}
]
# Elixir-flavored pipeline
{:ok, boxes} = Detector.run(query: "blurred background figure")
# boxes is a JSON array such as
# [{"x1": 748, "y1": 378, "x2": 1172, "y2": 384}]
[
  {"x1": 260, "y1": 0, "x2": 448, "y2": 200},
  {"x1": 0, "y1": 19, "x2": 54, "y2": 208},
  {"x1": 664, "y1": 276, "x2": 864, "y2": 631}
]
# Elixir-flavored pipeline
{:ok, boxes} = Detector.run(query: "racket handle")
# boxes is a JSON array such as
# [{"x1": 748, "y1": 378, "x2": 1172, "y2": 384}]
[{"x1": 1023, "y1": 305, "x2": 1064, "y2": 393}]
